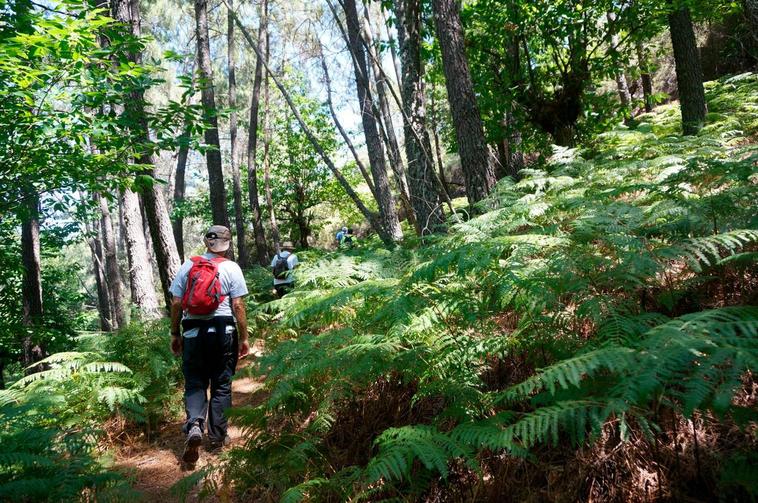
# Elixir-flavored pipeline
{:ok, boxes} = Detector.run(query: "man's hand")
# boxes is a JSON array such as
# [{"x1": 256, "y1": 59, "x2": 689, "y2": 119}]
[
  {"x1": 238, "y1": 338, "x2": 250, "y2": 358},
  {"x1": 171, "y1": 335, "x2": 183, "y2": 357}
]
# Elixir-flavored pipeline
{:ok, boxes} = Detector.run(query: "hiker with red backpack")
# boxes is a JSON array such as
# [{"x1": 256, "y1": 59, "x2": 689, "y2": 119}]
[
  {"x1": 271, "y1": 241, "x2": 298, "y2": 298},
  {"x1": 168, "y1": 225, "x2": 250, "y2": 465}
]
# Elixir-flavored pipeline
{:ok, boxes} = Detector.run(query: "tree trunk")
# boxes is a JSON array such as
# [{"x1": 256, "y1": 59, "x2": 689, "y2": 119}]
[
  {"x1": 112, "y1": 0, "x2": 181, "y2": 310},
  {"x1": 262, "y1": 22, "x2": 280, "y2": 253},
  {"x1": 226, "y1": 0, "x2": 388, "y2": 243},
  {"x1": 228, "y1": 0, "x2": 247, "y2": 267},
  {"x1": 21, "y1": 191, "x2": 43, "y2": 366},
  {"x1": 120, "y1": 190, "x2": 161, "y2": 320},
  {"x1": 502, "y1": 108, "x2": 524, "y2": 179},
  {"x1": 745, "y1": 0, "x2": 758, "y2": 62},
  {"x1": 636, "y1": 41, "x2": 654, "y2": 113},
  {"x1": 173, "y1": 129, "x2": 189, "y2": 262},
  {"x1": 195, "y1": 0, "x2": 230, "y2": 227},
  {"x1": 342, "y1": 0, "x2": 403, "y2": 242},
  {"x1": 363, "y1": 9, "x2": 415, "y2": 229},
  {"x1": 98, "y1": 194, "x2": 127, "y2": 329},
  {"x1": 246, "y1": 0, "x2": 270, "y2": 266},
  {"x1": 86, "y1": 220, "x2": 113, "y2": 331},
  {"x1": 607, "y1": 12, "x2": 632, "y2": 121},
  {"x1": 139, "y1": 195, "x2": 158, "y2": 275},
  {"x1": 380, "y1": 7, "x2": 403, "y2": 99},
  {"x1": 432, "y1": 0, "x2": 495, "y2": 205},
  {"x1": 319, "y1": 42, "x2": 377, "y2": 200},
  {"x1": 394, "y1": 0, "x2": 445, "y2": 234},
  {"x1": 668, "y1": 5, "x2": 707, "y2": 135}
]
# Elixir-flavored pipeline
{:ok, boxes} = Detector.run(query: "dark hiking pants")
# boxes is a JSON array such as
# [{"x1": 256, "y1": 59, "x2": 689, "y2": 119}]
[{"x1": 181, "y1": 316, "x2": 238, "y2": 442}]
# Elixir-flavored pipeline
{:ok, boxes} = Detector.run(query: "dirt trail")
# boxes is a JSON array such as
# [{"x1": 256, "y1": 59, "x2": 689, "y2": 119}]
[{"x1": 114, "y1": 342, "x2": 267, "y2": 502}]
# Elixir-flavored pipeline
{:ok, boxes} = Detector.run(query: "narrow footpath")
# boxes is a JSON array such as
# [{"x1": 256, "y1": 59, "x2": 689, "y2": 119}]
[{"x1": 113, "y1": 342, "x2": 267, "y2": 502}]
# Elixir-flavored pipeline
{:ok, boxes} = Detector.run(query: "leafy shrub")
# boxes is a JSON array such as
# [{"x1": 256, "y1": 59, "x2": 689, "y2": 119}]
[
  {"x1": 0, "y1": 352, "x2": 141, "y2": 501},
  {"x1": 91, "y1": 319, "x2": 184, "y2": 433}
]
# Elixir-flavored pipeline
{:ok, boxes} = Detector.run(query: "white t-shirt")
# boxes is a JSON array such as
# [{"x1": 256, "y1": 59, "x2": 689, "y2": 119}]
[
  {"x1": 169, "y1": 253, "x2": 249, "y2": 320},
  {"x1": 271, "y1": 251, "x2": 298, "y2": 285}
]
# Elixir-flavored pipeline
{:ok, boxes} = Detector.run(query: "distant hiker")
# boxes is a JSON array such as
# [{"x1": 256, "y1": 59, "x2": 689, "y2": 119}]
[
  {"x1": 335, "y1": 226, "x2": 348, "y2": 245},
  {"x1": 339, "y1": 228, "x2": 355, "y2": 248},
  {"x1": 271, "y1": 241, "x2": 298, "y2": 298},
  {"x1": 169, "y1": 225, "x2": 250, "y2": 466}
]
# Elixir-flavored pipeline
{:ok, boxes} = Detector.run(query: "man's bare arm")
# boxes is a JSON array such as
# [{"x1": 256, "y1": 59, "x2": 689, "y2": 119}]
[
  {"x1": 170, "y1": 296, "x2": 183, "y2": 335},
  {"x1": 232, "y1": 297, "x2": 250, "y2": 357},
  {"x1": 170, "y1": 296, "x2": 183, "y2": 356}
]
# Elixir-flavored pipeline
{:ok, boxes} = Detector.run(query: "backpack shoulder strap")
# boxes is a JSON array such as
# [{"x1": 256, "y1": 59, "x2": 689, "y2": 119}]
[{"x1": 211, "y1": 256, "x2": 227, "y2": 264}]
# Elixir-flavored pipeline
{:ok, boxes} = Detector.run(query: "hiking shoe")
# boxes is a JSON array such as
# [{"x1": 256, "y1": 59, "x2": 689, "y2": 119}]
[
  {"x1": 182, "y1": 424, "x2": 203, "y2": 464},
  {"x1": 208, "y1": 434, "x2": 231, "y2": 452}
]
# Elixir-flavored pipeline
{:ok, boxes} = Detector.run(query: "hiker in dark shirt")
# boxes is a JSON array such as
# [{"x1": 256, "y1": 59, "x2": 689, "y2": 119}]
[{"x1": 271, "y1": 241, "x2": 298, "y2": 298}]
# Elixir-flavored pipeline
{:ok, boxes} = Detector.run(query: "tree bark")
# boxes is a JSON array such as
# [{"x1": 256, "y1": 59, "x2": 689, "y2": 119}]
[
  {"x1": 393, "y1": 0, "x2": 445, "y2": 234},
  {"x1": 246, "y1": 0, "x2": 270, "y2": 265},
  {"x1": 607, "y1": 12, "x2": 632, "y2": 121},
  {"x1": 362, "y1": 9, "x2": 415, "y2": 229},
  {"x1": 120, "y1": 190, "x2": 161, "y2": 320},
  {"x1": 21, "y1": 191, "x2": 43, "y2": 366},
  {"x1": 668, "y1": 5, "x2": 707, "y2": 135},
  {"x1": 342, "y1": 0, "x2": 403, "y2": 242},
  {"x1": 228, "y1": 0, "x2": 248, "y2": 267},
  {"x1": 173, "y1": 129, "x2": 189, "y2": 262},
  {"x1": 112, "y1": 0, "x2": 181, "y2": 310},
  {"x1": 379, "y1": 7, "x2": 403, "y2": 99},
  {"x1": 636, "y1": 41, "x2": 654, "y2": 113},
  {"x1": 195, "y1": 0, "x2": 230, "y2": 227},
  {"x1": 262, "y1": 28, "x2": 281, "y2": 253},
  {"x1": 98, "y1": 194, "x2": 127, "y2": 329},
  {"x1": 432, "y1": 0, "x2": 495, "y2": 205},
  {"x1": 226, "y1": 1, "x2": 388, "y2": 243},
  {"x1": 430, "y1": 93, "x2": 452, "y2": 201},
  {"x1": 86, "y1": 220, "x2": 113, "y2": 331}
]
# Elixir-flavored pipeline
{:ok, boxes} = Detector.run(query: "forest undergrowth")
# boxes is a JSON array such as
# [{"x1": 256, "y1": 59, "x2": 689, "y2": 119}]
[
  {"x1": 1, "y1": 74, "x2": 757, "y2": 502},
  {"x1": 219, "y1": 73, "x2": 758, "y2": 502}
]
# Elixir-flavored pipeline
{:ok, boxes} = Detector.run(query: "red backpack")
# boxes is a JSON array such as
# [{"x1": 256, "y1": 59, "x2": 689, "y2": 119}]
[{"x1": 181, "y1": 256, "x2": 227, "y2": 315}]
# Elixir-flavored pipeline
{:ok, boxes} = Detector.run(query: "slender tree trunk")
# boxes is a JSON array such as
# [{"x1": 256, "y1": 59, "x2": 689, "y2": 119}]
[
  {"x1": 173, "y1": 129, "x2": 189, "y2": 262},
  {"x1": 432, "y1": 105, "x2": 452, "y2": 200},
  {"x1": 363, "y1": 9, "x2": 415, "y2": 229},
  {"x1": 21, "y1": 191, "x2": 43, "y2": 366},
  {"x1": 195, "y1": 0, "x2": 230, "y2": 227},
  {"x1": 394, "y1": 0, "x2": 445, "y2": 234},
  {"x1": 120, "y1": 190, "x2": 161, "y2": 320},
  {"x1": 139, "y1": 195, "x2": 157, "y2": 274},
  {"x1": 342, "y1": 0, "x2": 403, "y2": 242},
  {"x1": 502, "y1": 108, "x2": 524, "y2": 179},
  {"x1": 668, "y1": 5, "x2": 707, "y2": 135},
  {"x1": 636, "y1": 41, "x2": 654, "y2": 113},
  {"x1": 745, "y1": 0, "x2": 758, "y2": 62},
  {"x1": 319, "y1": 42, "x2": 377, "y2": 200},
  {"x1": 432, "y1": 0, "x2": 495, "y2": 205},
  {"x1": 246, "y1": 0, "x2": 270, "y2": 265},
  {"x1": 228, "y1": 0, "x2": 247, "y2": 267},
  {"x1": 379, "y1": 7, "x2": 403, "y2": 98},
  {"x1": 98, "y1": 194, "x2": 127, "y2": 329},
  {"x1": 262, "y1": 26, "x2": 281, "y2": 253},
  {"x1": 607, "y1": 13, "x2": 632, "y2": 121},
  {"x1": 226, "y1": 0, "x2": 387, "y2": 243},
  {"x1": 86, "y1": 220, "x2": 113, "y2": 331},
  {"x1": 112, "y1": 0, "x2": 181, "y2": 310}
]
